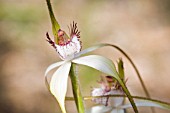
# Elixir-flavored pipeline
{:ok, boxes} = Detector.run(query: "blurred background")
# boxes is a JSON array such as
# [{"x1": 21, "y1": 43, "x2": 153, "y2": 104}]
[{"x1": 0, "y1": 0, "x2": 170, "y2": 113}]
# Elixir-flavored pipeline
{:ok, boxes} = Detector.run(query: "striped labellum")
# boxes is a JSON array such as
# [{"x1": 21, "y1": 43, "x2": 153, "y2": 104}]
[{"x1": 46, "y1": 22, "x2": 81, "y2": 60}]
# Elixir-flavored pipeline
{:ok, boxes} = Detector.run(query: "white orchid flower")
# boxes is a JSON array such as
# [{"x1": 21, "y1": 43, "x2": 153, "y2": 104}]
[
  {"x1": 90, "y1": 75, "x2": 125, "y2": 113},
  {"x1": 44, "y1": 13, "x2": 139, "y2": 112},
  {"x1": 45, "y1": 22, "x2": 137, "y2": 113},
  {"x1": 45, "y1": 0, "x2": 137, "y2": 112}
]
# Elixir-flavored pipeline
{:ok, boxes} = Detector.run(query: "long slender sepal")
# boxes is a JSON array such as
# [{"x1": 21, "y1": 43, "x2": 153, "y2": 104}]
[
  {"x1": 45, "y1": 61, "x2": 65, "y2": 93},
  {"x1": 70, "y1": 63, "x2": 85, "y2": 113},
  {"x1": 50, "y1": 62, "x2": 71, "y2": 113},
  {"x1": 46, "y1": 0, "x2": 60, "y2": 44}
]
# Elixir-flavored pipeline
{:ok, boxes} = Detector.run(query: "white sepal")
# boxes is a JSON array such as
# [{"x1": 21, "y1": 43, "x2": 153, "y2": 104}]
[
  {"x1": 45, "y1": 60, "x2": 65, "y2": 76},
  {"x1": 72, "y1": 55, "x2": 119, "y2": 79},
  {"x1": 50, "y1": 62, "x2": 71, "y2": 113}
]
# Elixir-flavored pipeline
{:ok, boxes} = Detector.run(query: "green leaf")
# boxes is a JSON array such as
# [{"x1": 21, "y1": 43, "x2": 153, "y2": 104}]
[
  {"x1": 72, "y1": 55, "x2": 138, "y2": 112},
  {"x1": 50, "y1": 62, "x2": 71, "y2": 113},
  {"x1": 46, "y1": 0, "x2": 60, "y2": 44}
]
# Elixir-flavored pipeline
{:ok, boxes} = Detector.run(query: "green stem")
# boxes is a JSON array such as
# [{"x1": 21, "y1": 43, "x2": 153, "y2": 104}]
[
  {"x1": 110, "y1": 44, "x2": 155, "y2": 113},
  {"x1": 70, "y1": 63, "x2": 85, "y2": 113},
  {"x1": 108, "y1": 44, "x2": 150, "y2": 98},
  {"x1": 117, "y1": 78, "x2": 138, "y2": 113},
  {"x1": 46, "y1": 0, "x2": 60, "y2": 43}
]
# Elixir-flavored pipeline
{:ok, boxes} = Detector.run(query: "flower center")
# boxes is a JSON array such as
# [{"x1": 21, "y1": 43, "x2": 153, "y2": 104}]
[
  {"x1": 55, "y1": 22, "x2": 81, "y2": 60},
  {"x1": 46, "y1": 22, "x2": 81, "y2": 60},
  {"x1": 56, "y1": 35, "x2": 81, "y2": 60},
  {"x1": 57, "y1": 29, "x2": 70, "y2": 46}
]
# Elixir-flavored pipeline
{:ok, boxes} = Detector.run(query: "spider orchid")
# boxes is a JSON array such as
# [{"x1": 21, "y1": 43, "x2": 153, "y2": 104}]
[
  {"x1": 45, "y1": 21, "x2": 132, "y2": 113},
  {"x1": 45, "y1": 1, "x2": 170, "y2": 113},
  {"x1": 46, "y1": 22, "x2": 81, "y2": 60},
  {"x1": 91, "y1": 76, "x2": 124, "y2": 107},
  {"x1": 44, "y1": 1, "x2": 170, "y2": 113},
  {"x1": 90, "y1": 60, "x2": 125, "y2": 113},
  {"x1": 45, "y1": 0, "x2": 139, "y2": 113}
]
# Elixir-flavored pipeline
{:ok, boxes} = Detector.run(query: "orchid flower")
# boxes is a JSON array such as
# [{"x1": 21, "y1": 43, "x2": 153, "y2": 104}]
[
  {"x1": 88, "y1": 60, "x2": 170, "y2": 113},
  {"x1": 90, "y1": 60, "x2": 125, "y2": 113},
  {"x1": 45, "y1": 21, "x2": 137, "y2": 113},
  {"x1": 45, "y1": 0, "x2": 138, "y2": 113},
  {"x1": 44, "y1": 1, "x2": 170, "y2": 113}
]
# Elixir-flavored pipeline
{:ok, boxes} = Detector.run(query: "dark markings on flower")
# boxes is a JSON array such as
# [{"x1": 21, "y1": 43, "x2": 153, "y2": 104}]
[
  {"x1": 57, "y1": 29, "x2": 70, "y2": 46},
  {"x1": 69, "y1": 21, "x2": 82, "y2": 50},
  {"x1": 70, "y1": 21, "x2": 80, "y2": 39},
  {"x1": 105, "y1": 96, "x2": 109, "y2": 106},
  {"x1": 106, "y1": 76, "x2": 115, "y2": 83},
  {"x1": 46, "y1": 32, "x2": 56, "y2": 49},
  {"x1": 105, "y1": 75, "x2": 124, "y2": 90},
  {"x1": 101, "y1": 76, "x2": 124, "y2": 106}
]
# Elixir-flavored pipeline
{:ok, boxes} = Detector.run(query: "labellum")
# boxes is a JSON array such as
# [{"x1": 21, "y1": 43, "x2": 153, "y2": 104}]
[
  {"x1": 46, "y1": 21, "x2": 81, "y2": 60},
  {"x1": 92, "y1": 76, "x2": 124, "y2": 107}
]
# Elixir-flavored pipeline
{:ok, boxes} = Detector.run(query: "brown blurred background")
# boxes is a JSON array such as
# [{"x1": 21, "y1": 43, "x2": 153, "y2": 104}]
[{"x1": 0, "y1": 0, "x2": 170, "y2": 113}]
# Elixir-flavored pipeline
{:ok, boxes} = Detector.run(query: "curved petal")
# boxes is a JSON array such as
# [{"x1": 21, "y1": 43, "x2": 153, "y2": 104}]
[
  {"x1": 72, "y1": 55, "x2": 118, "y2": 79},
  {"x1": 50, "y1": 62, "x2": 71, "y2": 113},
  {"x1": 45, "y1": 61, "x2": 65, "y2": 76}
]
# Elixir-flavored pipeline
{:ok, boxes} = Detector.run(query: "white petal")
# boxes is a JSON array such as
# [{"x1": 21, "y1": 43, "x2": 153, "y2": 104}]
[
  {"x1": 50, "y1": 62, "x2": 71, "y2": 113},
  {"x1": 72, "y1": 35, "x2": 81, "y2": 53},
  {"x1": 72, "y1": 55, "x2": 119, "y2": 79},
  {"x1": 108, "y1": 90, "x2": 124, "y2": 107},
  {"x1": 91, "y1": 88, "x2": 124, "y2": 107},
  {"x1": 45, "y1": 60, "x2": 65, "y2": 76},
  {"x1": 56, "y1": 36, "x2": 81, "y2": 60},
  {"x1": 91, "y1": 88, "x2": 107, "y2": 105},
  {"x1": 111, "y1": 109, "x2": 125, "y2": 113},
  {"x1": 87, "y1": 105, "x2": 112, "y2": 113}
]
